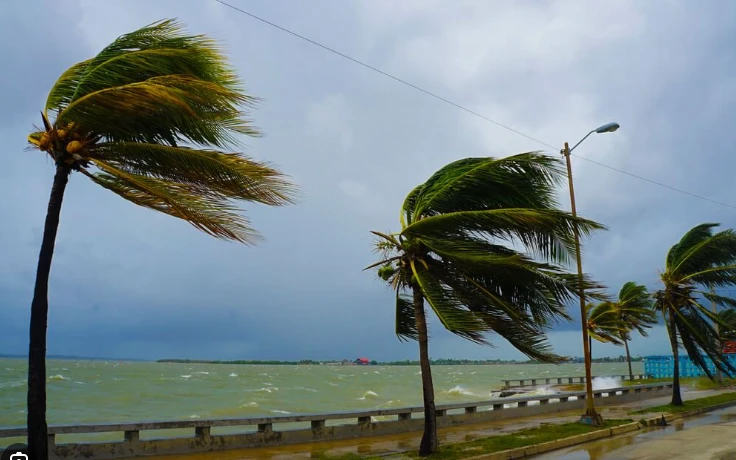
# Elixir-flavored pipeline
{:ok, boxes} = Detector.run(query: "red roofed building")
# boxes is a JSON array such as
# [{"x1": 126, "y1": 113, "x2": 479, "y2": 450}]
[{"x1": 354, "y1": 357, "x2": 370, "y2": 365}]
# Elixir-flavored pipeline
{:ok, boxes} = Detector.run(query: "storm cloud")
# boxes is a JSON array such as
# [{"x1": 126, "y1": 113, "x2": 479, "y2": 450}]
[{"x1": 2, "y1": 0, "x2": 735, "y2": 362}]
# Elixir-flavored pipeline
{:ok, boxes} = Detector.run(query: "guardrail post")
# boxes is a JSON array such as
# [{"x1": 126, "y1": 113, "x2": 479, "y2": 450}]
[
  {"x1": 493, "y1": 403, "x2": 504, "y2": 410},
  {"x1": 48, "y1": 433, "x2": 56, "y2": 451},
  {"x1": 531, "y1": 379, "x2": 537, "y2": 386},
  {"x1": 518, "y1": 401, "x2": 528, "y2": 407},
  {"x1": 124, "y1": 430, "x2": 139, "y2": 443},
  {"x1": 540, "y1": 398, "x2": 549, "y2": 405},
  {"x1": 311, "y1": 419, "x2": 326, "y2": 438},
  {"x1": 195, "y1": 426, "x2": 211, "y2": 439},
  {"x1": 258, "y1": 423, "x2": 273, "y2": 433},
  {"x1": 557, "y1": 378, "x2": 562, "y2": 384},
  {"x1": 559, "y1": 396, "x2": 568, "y2": 402},
  {"x1": 398, "y1": 412, "x2": 411, "y2": 421},
  {"x1": 357, "y1": 416, "x2": 372, "y2": 425},
  {"x1": 519, "y1": 379, "x2": 525, "y2": 387},
  {"x1": 568, "y1": 377, "x2": 573, "y2": 384},
  {"x1": 436, "y1": 409, "x2": 446, "y2": 417},
  {"x1": 124, "y1": 428, "x2": 140, "y2": 455},
  {"x1": 465, "y1": 406, "x2": 477, "y2": 414},
  {"x1": 594, "y1": 392, "x2": 602, "y2": 398},
  {"x1": 545, "y1": 378, "x2": 551, "y2": 384}
]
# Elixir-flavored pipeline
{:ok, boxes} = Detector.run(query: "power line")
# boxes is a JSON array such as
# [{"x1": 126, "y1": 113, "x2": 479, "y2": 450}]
[
  {"x1": 214, "y1": 0, "x2": 736, "y2": 211},
  {"x1": 213, "y1": 0, "x2": 554, "y2": 149}
]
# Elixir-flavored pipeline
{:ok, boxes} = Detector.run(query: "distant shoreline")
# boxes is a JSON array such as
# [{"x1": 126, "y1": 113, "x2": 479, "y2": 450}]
[
  {"x1": 156, "y1": 357, "x2": 643, "y2": 366},
  {"x1": 0, "y1": 355, "x2": 643, "y2": 365}
]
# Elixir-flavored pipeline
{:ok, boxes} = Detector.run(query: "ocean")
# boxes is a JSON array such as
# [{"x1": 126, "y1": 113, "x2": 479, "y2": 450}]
[{"x1": 0, "y1": 358, "x2": 643, "y2": 429}]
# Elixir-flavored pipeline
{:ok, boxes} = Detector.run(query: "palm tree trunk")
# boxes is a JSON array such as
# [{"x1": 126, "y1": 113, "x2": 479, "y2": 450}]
[
  {"x1": 667, "y1": 312, "x2": 683, "y2": 406},
  {"x1": 412, "y1": 285, "x2": 438, "y2": 456},
  {"x1": 623, "y1": 336, "x2": 634, "y2": 380},
  {"x1": 28, "y1": 164, "x2": 71, "y2": 460}
]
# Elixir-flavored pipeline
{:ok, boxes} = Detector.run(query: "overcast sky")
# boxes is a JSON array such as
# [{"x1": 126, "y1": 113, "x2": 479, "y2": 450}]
[{"x1": 2, "y1": 0, "x2": 735, "y2": 362}]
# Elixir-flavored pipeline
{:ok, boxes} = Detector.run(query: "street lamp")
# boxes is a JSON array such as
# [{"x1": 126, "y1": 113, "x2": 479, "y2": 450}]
[{"x1": 561, "y1": 122, "x2": 620, "y2": 426}]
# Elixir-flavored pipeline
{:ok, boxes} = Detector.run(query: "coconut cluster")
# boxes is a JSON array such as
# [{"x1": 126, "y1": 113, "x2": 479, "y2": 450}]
[{"x1": 37, "y1": 122, "x2": 95, "y2": 167}]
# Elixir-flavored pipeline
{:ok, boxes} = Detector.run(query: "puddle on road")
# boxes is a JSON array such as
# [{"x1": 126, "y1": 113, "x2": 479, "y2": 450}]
[{"x1": 533, "y1": 406, "x2": 736, "y2": 459}]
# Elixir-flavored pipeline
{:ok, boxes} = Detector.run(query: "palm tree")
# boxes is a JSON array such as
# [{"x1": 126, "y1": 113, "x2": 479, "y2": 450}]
[
  {"x1": 609, "y1": 282, "x2": 656, "y2": 379},
  {"x1": 586, "y1": 302, "x2": 623, "y2": 361},
  {"x1": 653, "y1": 223, "x2": 736, "y2": 406},
  {"x1": 25, "y1": 20, "x2": 295, "y2": 459},
  {"x1": 368, "y1": 153, "x2": 604, "y2": 456}
]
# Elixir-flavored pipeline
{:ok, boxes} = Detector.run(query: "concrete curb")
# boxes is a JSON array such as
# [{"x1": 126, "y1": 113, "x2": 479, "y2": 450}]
[{"x1": 467, "y1": 398, "x2": 736, "y2": 460}]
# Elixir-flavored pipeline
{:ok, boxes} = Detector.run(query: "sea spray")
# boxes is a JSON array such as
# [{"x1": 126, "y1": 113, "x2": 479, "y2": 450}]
[{"x1": 592, "y1": 376, "x2": 622, "y2": 391}]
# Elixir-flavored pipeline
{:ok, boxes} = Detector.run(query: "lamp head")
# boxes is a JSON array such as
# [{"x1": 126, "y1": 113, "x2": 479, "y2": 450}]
[{"x1": 595, "y1": 122, "x2": 620, "y2": 134}]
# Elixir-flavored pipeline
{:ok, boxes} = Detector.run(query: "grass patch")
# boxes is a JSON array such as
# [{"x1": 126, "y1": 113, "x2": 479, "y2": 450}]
[
  {"x1": 394, "y1": 420, "x2": 630, "y2": 460},
  {"x1": 631, "y1": 390, "x2": 736, "y2": 415},
  {"x1": 622, "y1": 376, "x2": 735, "y2": 390}
]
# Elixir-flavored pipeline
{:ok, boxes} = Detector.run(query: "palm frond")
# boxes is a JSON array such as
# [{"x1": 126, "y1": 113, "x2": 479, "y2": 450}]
[
  {"x1": 400, "y1": 184, "x2": 424, "y2": 228},
  {"x1": 666, "y1": 223, "x2": 719, "y2": 268},
  {"x1": 396, "y1": 290, "x2": 419, "y2": 342},
  {"x1": 402, "y1": 208, "x2": 604, "y2": 263},
  {"x1": 410, "y1": 259, "x2": 491, "y2": 344},
  {"x1": 91, "y1": 142, "x2": 294, "y2": 205},
  {"x1": 717, "y1": 309, "x2": 736, "y2": 340},
  {"x1": 45, "y1": 60, "x2": 91, "y2": 114},
  {"x1": 82, "y1": 164, "x2": 257, "y2": 243},
  {"x1": 412, "y1": 153, "x2": 565, "y2": 218},
  {"x1": 56, "y1": 75, "x2": 254, "y2": 148},
  {"x1": 675, "y1": 305, "x2": 736, "y2": 378},
  {"x1": 587, "y1": 302, "x2": 624, "y2": 345}
]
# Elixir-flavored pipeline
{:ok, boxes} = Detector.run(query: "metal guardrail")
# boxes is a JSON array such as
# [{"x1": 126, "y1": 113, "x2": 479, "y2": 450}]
[
  {"x1": 0, "y1": 382, "x2": 671, "y2": 443},
  {"x1": 502, "y1": 374, "x2": 648, "y2": 388}
]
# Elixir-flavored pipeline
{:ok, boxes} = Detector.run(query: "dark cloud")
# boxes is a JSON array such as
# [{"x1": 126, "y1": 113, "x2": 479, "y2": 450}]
[{"x1": 1, "y1": 0, "x2": 734, "y2": 362}]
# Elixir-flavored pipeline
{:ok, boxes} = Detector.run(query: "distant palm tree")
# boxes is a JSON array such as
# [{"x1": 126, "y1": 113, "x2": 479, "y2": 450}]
[
  {"x1": 368, "y1": 153, "x2": 604, "y2": 456},
  {"x1": 26, "y1": 20, "x2": 295, "y2": 459},
  {"x1": 610, "y1": 282, "x2": 656, "y2": 379},
  {"x1": 653, "y1": 223, "x2": 736, "y2": 405},
  {"x1": 586, "y1": 302, "x2": 623, "y2": 360}
]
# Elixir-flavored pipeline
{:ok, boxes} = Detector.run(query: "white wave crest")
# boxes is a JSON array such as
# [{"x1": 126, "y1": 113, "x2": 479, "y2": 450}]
[
  {"x1": 592, "y1": 376, "x2": 621, "y2": 391},
  {"x1": 358, "y1": 390, "x2": 379, "y2": 400},
  {"x1": 444, "y1": 385, "x2": 475, "y2": 397}
]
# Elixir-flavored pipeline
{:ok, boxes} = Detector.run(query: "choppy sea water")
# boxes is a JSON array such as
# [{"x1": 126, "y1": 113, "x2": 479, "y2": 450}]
[{"x1": 0, "y1": 358, "x2": 642, "y2": 429}]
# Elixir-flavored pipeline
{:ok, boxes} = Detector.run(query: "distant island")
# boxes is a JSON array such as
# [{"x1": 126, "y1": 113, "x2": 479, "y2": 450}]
[{"x1": 157, "y1": 356, "x2": 643, "y2": 366}]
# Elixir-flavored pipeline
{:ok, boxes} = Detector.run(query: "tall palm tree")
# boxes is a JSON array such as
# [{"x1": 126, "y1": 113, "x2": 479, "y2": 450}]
[
  {"x1": 25, "y1": 20, "x2": 295, "y2": 459},
  {"x1": 653, "y1": 223, "x2": 736, "y2": 406},
  {"x1": 586, "y1": 302, "x2": 623, "y2": 361},
  {"x1": 368, "y1": 153, "x2": 604, "y2": 456},
  {"x1": 609, "y1": 282, "x2": 656, "y2": 379}
]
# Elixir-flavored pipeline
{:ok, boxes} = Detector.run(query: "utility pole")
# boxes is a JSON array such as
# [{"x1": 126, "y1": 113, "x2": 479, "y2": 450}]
[{"x1": 712, "y1": 289, "x2": 723, "y2": 384}]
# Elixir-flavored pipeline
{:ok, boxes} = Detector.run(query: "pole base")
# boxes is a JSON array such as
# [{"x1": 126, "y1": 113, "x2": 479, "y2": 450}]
[{"x1": 579, "y1": 413, "x2": 604, "y2": 426}]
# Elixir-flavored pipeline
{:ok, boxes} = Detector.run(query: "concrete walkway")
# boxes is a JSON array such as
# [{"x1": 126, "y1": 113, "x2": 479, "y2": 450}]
[
  {"x1": 154, "y1": 388, "x2": 731, "y2": 459},
  {"x1": 534, "y1": 405, "x2": 736, "y2": 460}
]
